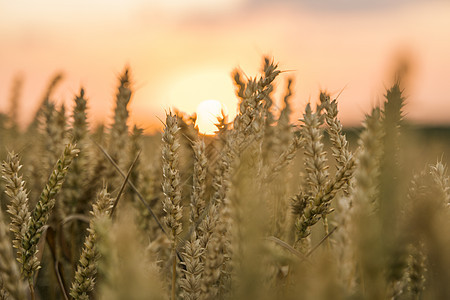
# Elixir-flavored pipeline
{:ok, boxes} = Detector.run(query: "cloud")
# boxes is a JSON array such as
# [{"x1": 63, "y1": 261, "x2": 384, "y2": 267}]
[
  {"x1": 252, "y1": 0, "x2": 442, "y2": 13},
  {"x1": 134, "y1": 0, "x2": 248, "y2": 22},
  {"x1": 147, "y1": 0, "x2": 245, "y2": 15}
]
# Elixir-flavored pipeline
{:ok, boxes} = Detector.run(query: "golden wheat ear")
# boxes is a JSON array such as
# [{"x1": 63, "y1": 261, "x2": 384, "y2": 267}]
[
  {"x1": 64, "y1": 88, "x2": 90, "y2": 215},
  {"x1": 20, "y1": 143, "x2": 79, "y2": 287},
  {"x1": 321, "y1": 93, "x2": 352, "y2": 179},
  {"x1": 70, "y1": 188, "x2": 113, "y2": 300},
  {"x1": 1, "y1": 152, "x2": 31, "y2": 262},
  {"x1": 161, "y1": 111, "x2": 183, "y2": 300},
  {"x1": 190, "y1": 139, "x2": 207, "y2": 228},
  {"x1": 180, "y1": 233, "x2": 204, "y2": 299},
  {"x1": 105, "y1": 68, "x2": 132, "y2": 189},
  {"x1": 430, "y1": 161, "x2": 450, "y2": 205}
]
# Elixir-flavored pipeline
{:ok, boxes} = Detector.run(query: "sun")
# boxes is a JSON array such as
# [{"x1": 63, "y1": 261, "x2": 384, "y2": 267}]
[{"x1": 195, "y1": 99, "x2": 227, "y2": 135}]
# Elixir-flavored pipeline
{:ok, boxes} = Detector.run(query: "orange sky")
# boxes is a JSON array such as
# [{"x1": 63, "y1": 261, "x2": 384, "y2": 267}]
[{"x1": 1, "y1": 0, "x2": 450, "y2": 133}]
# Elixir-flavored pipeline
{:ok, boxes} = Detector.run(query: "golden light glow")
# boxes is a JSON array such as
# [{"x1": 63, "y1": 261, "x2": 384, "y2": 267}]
[{"x1": 195, "y1": 99, "x2": 227, "y2": 135}]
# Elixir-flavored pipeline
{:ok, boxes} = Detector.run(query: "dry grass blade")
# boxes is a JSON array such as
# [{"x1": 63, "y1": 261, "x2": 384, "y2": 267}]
[
  {"x1": 305, "y1": 226, "x2": 338, "y2": 258},
  {"x1": 265, "y1": 226, "x2": 338, "y2": 263},
  {"x1": 265, "y1": 236, "x2": 306, "y2": 260},
  {"x1": 92, "y1": 140, "x2": 166, "y2": 234},
  {"x1": 110, "y1": 150, "x2": 141, "y2": 218},
  {"x1": 61, "y1": 214, "x2": 90, "y2": 226}
]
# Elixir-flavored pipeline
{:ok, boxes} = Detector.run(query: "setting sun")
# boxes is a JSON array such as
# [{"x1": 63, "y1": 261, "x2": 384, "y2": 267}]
[{"x1": 195, "y1": 99, "x2": 227, "y2": 135}]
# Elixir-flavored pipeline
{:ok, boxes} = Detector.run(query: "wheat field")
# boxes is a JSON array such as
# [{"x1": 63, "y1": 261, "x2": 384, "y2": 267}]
[{"x1": 0, "y1": 57, "x2": 449, "y2": 300}]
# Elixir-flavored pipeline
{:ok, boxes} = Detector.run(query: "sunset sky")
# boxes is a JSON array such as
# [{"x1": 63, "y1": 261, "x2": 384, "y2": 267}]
[{"x1": 1, "y1": 0, "x2": 450, "y2": 133}]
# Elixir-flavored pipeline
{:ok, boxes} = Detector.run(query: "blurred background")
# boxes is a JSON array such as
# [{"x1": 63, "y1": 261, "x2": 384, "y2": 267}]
[{"x1": 1, "y1": 0, "x2": 449, "y2": 133}]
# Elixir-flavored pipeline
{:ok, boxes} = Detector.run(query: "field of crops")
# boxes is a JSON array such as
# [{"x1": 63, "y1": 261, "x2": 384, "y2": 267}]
[{"x1": 0, "y1": 58, "x2": 449, "y2": 299}]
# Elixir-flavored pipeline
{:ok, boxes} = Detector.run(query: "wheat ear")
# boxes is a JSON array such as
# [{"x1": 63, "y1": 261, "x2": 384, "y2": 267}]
[
  {"x1": 274, "y1": 78, "x2": 294, "y2": 155},
  {"x1": 43, "y1": 103, "x2": 68, "y2": 173},
  {"x1": 301, "y1": 103, "x2": 329, "y2": 197},
  {"x1": 162, "y1": 112, "x2": 183, "y2": 300},
  {"x1": 351, "y1": 108, "x2": 385, "y2": 299},
  {"x1": 295, "y1": 155, "x2": 355, "y2": 241},
  {"x1": 0, "y1": 208, "x2": 27, "y2": 300},
  {"x1": 353, "y1": 108, "x2": 383, "y2": 207},
  {"x1": 232, "y1": 58, "x2": 280, "y2": 152},
  {"x1": 405, "y1": 243, "x2": 427, "y2": 298},
  {"x1": 64, "y1": 88, "x2": 90, "y2": 215},
  {"x1": 106, "y1": 68, "x2": 132, "y2": 188},
  {"x1": 180, "y1": 233, "x2": 204, "y2": 300},
  {"x1": 264, "y1": 132, "x2": 303, "y2": 182},
  {"x1": 0, "y1": 279, "x2": 8, "y2": 300},
  {"x1": 21, "y1": 143, "x2": 79, "y2": 283},
  {"x1": 321, "y1": 93, "x2": 351, "y2": 169},
  {"x1": 190, "y1": 139, "x2": 207, "y2": 227},
  {"x1": 430, "y1": 161, "x2": 450, "y2": 205},
  {"x1": 7, "y1": 75, "x2": 23, "y2": 132},
  {"x1": 27, "y1": 73, "x2": 64, "y2": 132},
  {"x1": 1, "y1": 152, "x2": 31, "y2": 262},
  {"x1": 70, "y1": 188, "x2": 113, "y2": 300}
]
